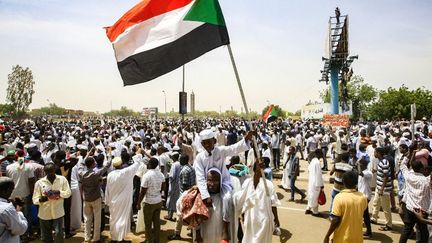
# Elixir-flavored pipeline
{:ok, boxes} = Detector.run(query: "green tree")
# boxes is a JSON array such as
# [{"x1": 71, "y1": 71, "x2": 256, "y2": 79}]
[
  {"x1": 0, "y1": 104, "x2": 14, "y2": 116},
  {"x1": 367, "y1": 86, "x2": 432, "y2": 120},
  {"x1": 320, "y1": 75, "x2": 377, "y2": 120},
  {"x1": 31, "y1": 103, "x2": 67, "y2": 116},
  {"x1": 6, "y1": 65, "x2": 35, "y2": 116},
  {"x1": 104, "y1": 106, "x2": 139, "y2": 117}
]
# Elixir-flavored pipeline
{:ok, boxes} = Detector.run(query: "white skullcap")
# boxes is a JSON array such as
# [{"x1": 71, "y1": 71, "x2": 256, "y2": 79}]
[
  {"x1": 402, "y1": 132, "x2": 410, "y2": 137},
  {"x1": 200, "y1": 129, "x2": 215, "y2": 141},
  {"x1": 77, "y1": 144, "x2": 88, "y2": 150},
  {"x1": 172, "y1": 145, "x2": 180, "y2": 151},
  {"x1": 112, "y1": 157, "x2": 122, "y2": 167},
  {"x1": 399, "y1": 138, "x2": 410, "y2": 147},
  {"x1": 96, "y1": 144, "x2": 105, "y2": 152}
]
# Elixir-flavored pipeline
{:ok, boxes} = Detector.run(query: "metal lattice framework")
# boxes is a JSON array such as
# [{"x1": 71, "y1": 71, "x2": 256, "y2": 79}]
[{"x1": 319, "y1": 11, "x2": 358, "y2": 114}]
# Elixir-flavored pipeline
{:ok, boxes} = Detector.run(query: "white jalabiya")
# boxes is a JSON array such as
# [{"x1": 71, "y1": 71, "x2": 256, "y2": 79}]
[
  {"x1": 194, "y1": 139, "x2": 250, "y2": 200},
  {"x1": 229, "y1": 175, "x2": 242, "y2": 243},
  {"x1": 70, "y1": 161, "x2": 82, "y2": 231},
  {"x1": 198, "y1": 193, "x2": 225, "y2": 243},
  {"x1": 306, "y1": 158, "x2": 324, "y2": 213},
  {"x1": 105, "y1": 155, "x2": 142, "y2": 241},
  {"x1": 281, "y1": 147, "x2": 291, "y2": 190},
  {"x1": 233, "y1": 177, "x2": 281, "y2": 243},
  {"x1": 135, "y1": 163, "x2": 147, "y2": 234}
]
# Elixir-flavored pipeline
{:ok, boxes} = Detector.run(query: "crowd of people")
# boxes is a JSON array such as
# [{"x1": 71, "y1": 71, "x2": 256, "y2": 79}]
[{"x1": 0, "y1": 116, "x2": 431, "y2": 243}]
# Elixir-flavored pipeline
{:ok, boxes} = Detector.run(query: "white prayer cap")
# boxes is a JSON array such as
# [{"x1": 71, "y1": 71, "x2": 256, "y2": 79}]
[
  {"x1": 171, "y1": 151, "x2": 179, "y2": 156},
  {"x1": 172, "y1": 145, "x2": 180, "y2": 151},
  {"x1": 399, "y1": 138, "x2": 410, "y2": 146},
  {"x1": 112, "y1": 157, "x2": 122, "y2": 167},
  {"x1": 77, "y1": 144, "x2": 88, "y2": 150},
  {"x1": 211, "y1": 126, "x2": 217, "y2": 132},
  {"x1": 96, "y1": 144, "x2": 105, "y2": 152},
  {"x1": 402, "y1": 132, "x2": 410, "y2": 137},
  {"x1": 310, "y1": 131, "x2": 315, "y2": 135},
  {"x1": 200, "y1": 129, "x2": 215, "y2": 141}
]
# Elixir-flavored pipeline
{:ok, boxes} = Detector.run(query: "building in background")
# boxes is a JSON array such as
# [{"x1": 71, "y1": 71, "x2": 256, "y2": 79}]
[{"x1": 190, "y1": 91, "x2": 195, "y2": 115}]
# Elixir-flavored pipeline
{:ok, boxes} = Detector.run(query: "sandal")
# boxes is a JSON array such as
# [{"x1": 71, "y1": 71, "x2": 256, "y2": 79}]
[{"x1": 379, "y1": 225, "x2": 392, "y2": 231}]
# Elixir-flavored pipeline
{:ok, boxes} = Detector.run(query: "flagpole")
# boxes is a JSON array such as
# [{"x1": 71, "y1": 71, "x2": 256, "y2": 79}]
[
  {"x1": 227, "y1": 44, "x2": 270, "y2": 197},
  {"x1": 182, "y1": 65, "x2": 185, "y2": 122}
]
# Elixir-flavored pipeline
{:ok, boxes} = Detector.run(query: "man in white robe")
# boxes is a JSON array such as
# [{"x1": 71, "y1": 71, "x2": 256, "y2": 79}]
[
  {"x1": 105, "y1": 150, "x2": 143, "y2": 242},
  {"x1": 194, "y1": 168, "x2": 231, "y2": 243},
  {"x1": 233, "y1": 159, "x2": 281, "y2": 243},
  {"x1": 305, "y1": 150, "x2": 324, "y2": 216},
  {"x1": 193, "y1": 129, "x2": 253, "y2": 208},
  {"x1": 70, "y1": 145, "x2": 88, "y2": 232}
]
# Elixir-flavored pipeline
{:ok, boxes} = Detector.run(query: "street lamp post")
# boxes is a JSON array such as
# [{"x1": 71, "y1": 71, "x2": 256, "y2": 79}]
[{"x1": 162, "y1": 90, "x2": 167, "y2": 119}]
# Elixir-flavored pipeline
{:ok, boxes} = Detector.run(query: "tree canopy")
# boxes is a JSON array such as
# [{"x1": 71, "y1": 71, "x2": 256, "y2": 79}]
[
  {"x1": 367, "y1": 86, "x2": 432, "y2": 120},
  {"x1": 319, "y1": 75, "x2": 432, "y2": 121},
  {"x1": 6, "y1": 65, "x2": 35, "y2": 117}
]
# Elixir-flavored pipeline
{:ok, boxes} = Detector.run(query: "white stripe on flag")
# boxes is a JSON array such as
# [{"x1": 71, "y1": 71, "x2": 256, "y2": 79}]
[{"x1": 113, "y1": 2, "x2": 204, "y2": 62}]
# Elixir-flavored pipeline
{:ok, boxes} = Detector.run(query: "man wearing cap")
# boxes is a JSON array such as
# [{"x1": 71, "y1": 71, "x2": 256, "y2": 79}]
[
  {"x1": 105, "y1": 149, "x2": 145, "y2": 243},
  {"x1": 194, "y1": 128, "x2": 254, "y2": 210},
  {"x1": 1, "y1": 150, "x2": 16, "y2": 176}
]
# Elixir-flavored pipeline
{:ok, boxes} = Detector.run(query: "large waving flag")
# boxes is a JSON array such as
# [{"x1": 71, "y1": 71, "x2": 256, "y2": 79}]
[{"x1": 106, "y1": 0, "x2": 230, "y2": 86}]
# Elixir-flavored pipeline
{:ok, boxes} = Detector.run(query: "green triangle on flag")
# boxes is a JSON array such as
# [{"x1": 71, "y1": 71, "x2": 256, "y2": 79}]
[{"x1": 184, "y1": 0, "x2": 226, "y2": 26}]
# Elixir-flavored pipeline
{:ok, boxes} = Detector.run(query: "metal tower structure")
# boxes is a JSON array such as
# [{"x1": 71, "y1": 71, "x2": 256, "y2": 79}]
[{"x1": 320, "y1": 9, "x2": 358, "y2": 114}]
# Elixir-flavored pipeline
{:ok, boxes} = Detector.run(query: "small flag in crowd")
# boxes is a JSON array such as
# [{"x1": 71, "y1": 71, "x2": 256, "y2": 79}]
[{"x1": 263, "y1": 105, "x2": 278, "y2": 123}]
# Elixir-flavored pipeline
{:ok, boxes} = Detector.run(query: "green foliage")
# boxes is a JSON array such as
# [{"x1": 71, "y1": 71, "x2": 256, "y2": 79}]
[
  {"x1": 6, "y1": 65, "x2": 35, "y2": 117},
  {"x1": 0, "y1": 104, "x2": 15, "y2": 116},
  {"x1": 30, "y1": 103, "x2": 67, "y2": 116},
  {"x1": 320, "y1": 75, "x2": 378, "y2": 119},
  {"x1": 367, "y1": 86, "x2": 432, "y2": 120},
  {"x1": 348, "y1": 76, "x2": 378, "y2": 119},
  {"x1": 104, "y1": 106, "x2": 139, "y2": 117}
]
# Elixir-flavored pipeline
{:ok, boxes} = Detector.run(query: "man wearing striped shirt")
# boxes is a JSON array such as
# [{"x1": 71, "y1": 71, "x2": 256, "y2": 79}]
[
  {"x1": 399, "y1": 155, "x2": 431, "y2": 242},
  {"x1": 371, "y1": 147, "x2": 393, "y2": 231}
]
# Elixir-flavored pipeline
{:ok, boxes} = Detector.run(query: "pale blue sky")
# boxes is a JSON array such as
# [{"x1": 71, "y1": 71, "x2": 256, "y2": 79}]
[{"x1": 0, "y1": 0, "x2": 431, "y2": 113}]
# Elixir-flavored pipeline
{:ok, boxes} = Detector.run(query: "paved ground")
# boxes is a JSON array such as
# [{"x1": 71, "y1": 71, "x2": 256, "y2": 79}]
[{"x1": 30, "y1": 158, "x2": 414, "y2": 243}]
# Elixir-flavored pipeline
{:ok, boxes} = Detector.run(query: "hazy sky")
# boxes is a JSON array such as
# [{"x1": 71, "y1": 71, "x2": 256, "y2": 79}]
[{"x1": 0, "y1": 0, "x2": 431, "y2": 114}]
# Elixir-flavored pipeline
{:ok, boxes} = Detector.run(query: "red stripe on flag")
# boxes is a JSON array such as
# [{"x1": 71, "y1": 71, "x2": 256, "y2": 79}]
[
  {"x1": 106, "y1": 0, "x2": 193, "y2": 43},
  {"x1": 263, "y1": 104, "x2": 274, "y2": 123}
]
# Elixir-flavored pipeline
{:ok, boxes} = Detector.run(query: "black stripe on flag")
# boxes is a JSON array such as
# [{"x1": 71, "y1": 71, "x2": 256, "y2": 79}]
[{"x1": 117, "y1": 23, "x2": 229, "y2": 86}]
